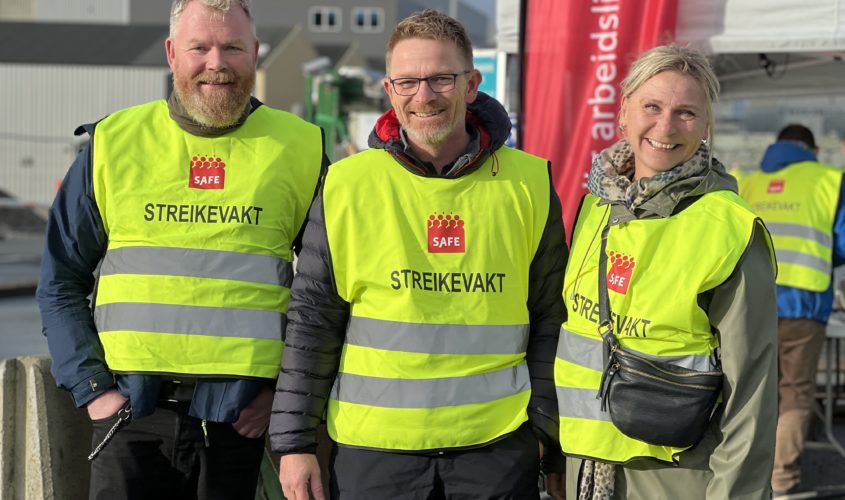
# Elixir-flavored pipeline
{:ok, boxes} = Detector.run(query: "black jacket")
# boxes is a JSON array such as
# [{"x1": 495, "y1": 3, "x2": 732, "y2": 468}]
[{"x1": 270, "y1": 93, "x2": 567, "y2": 463}]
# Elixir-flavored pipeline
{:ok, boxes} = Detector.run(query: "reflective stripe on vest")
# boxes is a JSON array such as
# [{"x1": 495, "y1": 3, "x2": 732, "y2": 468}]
[
  {"x1": 556, "y1": 191, "x2": 767, "y2": 464},
  {"x1": 740, "y1": 162, "x2": 840, "y2": 291},
  {"x1": 94, "y1": 303, "x2": 285, "y2": 340},
  {"x1": 331, "y1": 363, "x2": 530, "y2": 408},
  {"x1": 346, "y1": 317, "x2": 528, "y2": 354},
  {"x1": 323, "y1": 146, "x2": 549, "y2": 451},
  {"x1": 100, "y1": 246, "x2": 293, "y2": 287},
  {"x1": 556, "y1": 325, "x2": 714, "y2": 372},
  {"x1": 92, "y1": 100, "x2": 321, "y2": 379}
]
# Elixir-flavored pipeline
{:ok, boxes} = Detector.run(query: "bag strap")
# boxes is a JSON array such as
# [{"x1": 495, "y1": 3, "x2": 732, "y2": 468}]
[
  {"x1": 596, "y1": 215, "x2": 619, "y2": 409},
  {"x1": 597, "y1": 217, "x2": 619, "y2": 352}
]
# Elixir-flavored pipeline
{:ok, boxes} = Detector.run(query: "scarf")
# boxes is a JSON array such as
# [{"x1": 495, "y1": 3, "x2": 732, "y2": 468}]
[{"x1": 586, "y1": 139, "x2": 713, "y2": 209}]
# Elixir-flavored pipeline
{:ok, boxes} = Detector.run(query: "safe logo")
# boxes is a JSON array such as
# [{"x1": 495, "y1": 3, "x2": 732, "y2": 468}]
[
  {"x1": 767, "y1": 179, "x2": 785, "y2": 194},
  {"x1": 606, "y1": 250, "x2": 635, "y2": 295},
  {"x1": 428, "y1": 213, "x2": 465, "y2": 253},
  {"x1": 189, "y1": 154, "x2": 226, "y2": 189}
]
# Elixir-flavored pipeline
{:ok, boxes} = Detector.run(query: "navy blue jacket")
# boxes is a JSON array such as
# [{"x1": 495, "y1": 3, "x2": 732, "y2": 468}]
[
  {"x1": 36, "y1": 98, "x2": 326, "y2": 421},
  {"x1": 759, "y1": 141, "x2": 845, "y2": 322}
]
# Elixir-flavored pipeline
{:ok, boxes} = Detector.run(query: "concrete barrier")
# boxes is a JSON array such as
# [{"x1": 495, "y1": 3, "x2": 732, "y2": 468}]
[
  {"x1": 0, "y1": 356, "x2": 288, "y2": 500},
  {"x1": 1, "y1": 358, "x2": 16, "y2": 500},
  {"x1": 0, "y1": 356, "x2": 91, "y2": 500}
]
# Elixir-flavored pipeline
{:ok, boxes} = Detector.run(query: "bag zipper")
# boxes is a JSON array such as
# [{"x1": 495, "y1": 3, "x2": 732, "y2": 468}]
[
  {"x1": 614, "y1": 349, "x2": 722, "y2": 378},
  {"x1": 620, "y1": 365, "x2": 718, "y2": 391}
]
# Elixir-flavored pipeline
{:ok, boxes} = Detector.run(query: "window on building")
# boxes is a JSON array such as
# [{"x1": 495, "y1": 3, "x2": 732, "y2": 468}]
[
  {"x1": 309, "y1": 6, "x2": 342, "y2": 32},
  {"x1": 351, "y1": 7, "x2": 384, "y2": 33}
]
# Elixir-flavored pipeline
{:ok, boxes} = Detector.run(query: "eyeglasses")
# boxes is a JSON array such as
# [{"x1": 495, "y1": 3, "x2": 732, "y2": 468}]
[{"x1": 388, "y1": 70, "x2": 472, "y2": 96}]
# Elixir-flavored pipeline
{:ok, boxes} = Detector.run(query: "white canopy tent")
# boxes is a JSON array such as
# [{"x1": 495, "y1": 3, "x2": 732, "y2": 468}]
[
  {"x1": 502, "y1": 0, "x2": 845, "y2": 100},
  {"x1": 676, "y1": 0, "x2": 845, "y2": 99}
]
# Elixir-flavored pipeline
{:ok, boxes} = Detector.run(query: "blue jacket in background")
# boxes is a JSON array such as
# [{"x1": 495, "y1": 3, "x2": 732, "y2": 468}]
[{"x1": 759, "y1": 141, "x2": 845, "y2": 322}]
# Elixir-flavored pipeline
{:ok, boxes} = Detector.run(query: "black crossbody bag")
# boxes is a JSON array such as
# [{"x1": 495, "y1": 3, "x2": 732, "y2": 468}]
[{"x1": 594, "y1": 220, "x2": 722, "y2": 449}]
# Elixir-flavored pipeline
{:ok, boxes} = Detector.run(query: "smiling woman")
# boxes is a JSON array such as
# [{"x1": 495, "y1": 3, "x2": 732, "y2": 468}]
[
  {"x1": 619, "y1": 70, "x2": 708, "y2": 179},
  {"x1": 556, "y1": 44, "x2": 779, "y2": 500}
]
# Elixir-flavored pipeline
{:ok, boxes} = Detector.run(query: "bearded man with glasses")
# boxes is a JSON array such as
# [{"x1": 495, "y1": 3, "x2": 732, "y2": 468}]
[{"x1": 270, "y1": 9, "x2": 567, "y2": 500}]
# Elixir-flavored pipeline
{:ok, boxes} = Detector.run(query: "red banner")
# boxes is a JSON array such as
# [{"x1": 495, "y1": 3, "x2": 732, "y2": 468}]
[{"x1": 521, "y1": 0, "x2": 678, "y2": 240}]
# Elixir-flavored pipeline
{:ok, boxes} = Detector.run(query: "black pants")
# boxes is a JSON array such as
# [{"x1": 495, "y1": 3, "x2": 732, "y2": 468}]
[
  {"x1": 88, "y1": 401, "x2": 264, "y2": 500},
  {"x1": 330, "y1": 423, "x2": 541, "y2": 499}
]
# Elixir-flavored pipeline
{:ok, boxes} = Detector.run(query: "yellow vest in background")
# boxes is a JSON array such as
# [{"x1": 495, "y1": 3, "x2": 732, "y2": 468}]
[
  {"x1": 556, "y1": 192, "x2": 767, "y2": 463},
  {"x1": 92, "y1": 100, "x2": 322, "y2": 379},
  {"x1": 323, "y1": 147, "x2": 549, "y2": 450},
  {"x1": 727, "y1": 166, "x2": 745, "y2": 185},
  {"x1": 740, "y1": 162, "x2": 841, "y2": 292}
]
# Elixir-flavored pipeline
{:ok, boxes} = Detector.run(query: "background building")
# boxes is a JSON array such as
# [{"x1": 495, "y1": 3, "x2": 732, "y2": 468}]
[{"x1": 0, "y1": 0, "x2": 494, "y2": 205}]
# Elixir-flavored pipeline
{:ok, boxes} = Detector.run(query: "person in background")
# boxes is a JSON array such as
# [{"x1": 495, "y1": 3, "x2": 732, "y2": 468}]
[
  {"x1": 556, "y1": 44, "x2": 778, "y2": 499},
  {"x1": 739, "y1": 123, "x2": 845, "y2": 497},
  {"x1": 269, "y1": 9, "x2": 567, "y2": 500},
  {"x1": 36, "y1": 1, "x2": 325, "y2": 498}
]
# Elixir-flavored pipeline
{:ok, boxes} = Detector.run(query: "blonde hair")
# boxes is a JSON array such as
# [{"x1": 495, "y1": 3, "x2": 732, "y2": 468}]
[
  {"x1": 621, "y1": 44, "x2": 720, "y2": 142},
  {"x1": 169, "y1": 0, "x2": 255, "y2": 39},
  {"x1": 386, "y1": 9, "x2": 473, "y2": 72}
]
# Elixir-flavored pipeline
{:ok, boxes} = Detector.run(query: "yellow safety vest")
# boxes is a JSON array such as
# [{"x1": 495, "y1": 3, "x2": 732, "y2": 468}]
[
  {"x1": 556, "y1": 191, "x2": 767, "y2": 463},
  {"x1": 92, "y1": 100, "x2": 322, "y2": 379},
  {"x1": 323, "y1": 147, "x2": 549, "y2": 450},
  {"x1": 740, "y1": 162, "x2": 841, "y2": 291}
]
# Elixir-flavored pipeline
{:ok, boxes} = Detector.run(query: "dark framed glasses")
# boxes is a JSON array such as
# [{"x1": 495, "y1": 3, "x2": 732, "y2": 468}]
[{"x1": 388, "y1": 70, "x2": 472, "y2": 96}]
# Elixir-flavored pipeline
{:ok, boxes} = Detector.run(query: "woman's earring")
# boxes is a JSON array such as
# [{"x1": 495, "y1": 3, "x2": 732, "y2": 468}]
[{"x1": 701, "y1": 137, "x2": 709, "y2": 146}]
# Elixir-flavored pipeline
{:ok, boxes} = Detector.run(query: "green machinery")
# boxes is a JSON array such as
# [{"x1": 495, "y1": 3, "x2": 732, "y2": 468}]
[{"x1": 303, "y1": 58, "x2": 379, "y2": 161}]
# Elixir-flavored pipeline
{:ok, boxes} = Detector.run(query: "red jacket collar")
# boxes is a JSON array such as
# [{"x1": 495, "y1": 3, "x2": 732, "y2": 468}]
[{"x1": 373, "y1": 108, "x2": 492, "y2": 150}]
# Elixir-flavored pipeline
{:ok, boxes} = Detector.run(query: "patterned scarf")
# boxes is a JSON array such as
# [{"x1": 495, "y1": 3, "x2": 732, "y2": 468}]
[
  {"x1": 586, "y1": 139, "x2": 713, "y2": 209},
  {"x1": 578, "y1": 460, "x2": 616, "y2": 500}
]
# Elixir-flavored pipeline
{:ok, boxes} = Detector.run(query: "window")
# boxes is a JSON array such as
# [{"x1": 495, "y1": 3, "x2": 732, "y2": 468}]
[
  {"x1": 351, "y1": 7, "x2": 384, "y2": 33},
  {"x1": 309, "y1": 6, "x2": 342, "y2": 32}
]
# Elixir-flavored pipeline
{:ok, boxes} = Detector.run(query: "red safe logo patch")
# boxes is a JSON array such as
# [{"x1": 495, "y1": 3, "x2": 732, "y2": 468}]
[
  {"x1": 189, "y1": 154, "x2": 226, "y2": 190},
  {"x1": 607, "y1": 250, "x2": 635, "y2": 295},
  {"x1": 767, "y1": 179, "x2": 785, "y2": 194},
  {"x1": 428, "y1": 213, "x2": 465, "y2": 253}
]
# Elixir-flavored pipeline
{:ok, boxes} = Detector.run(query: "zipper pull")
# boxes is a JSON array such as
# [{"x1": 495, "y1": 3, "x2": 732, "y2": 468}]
[
  {"x1": 597, "y1": 362, "x2": 619, "y2": 412},
  {"x1": 201, "y1": 419, "x2": 210, "y2": 447}
]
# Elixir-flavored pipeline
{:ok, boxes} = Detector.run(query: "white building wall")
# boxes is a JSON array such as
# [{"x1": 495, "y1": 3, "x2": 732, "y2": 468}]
[
  {"x1": 0, "y1": 64, "x2": 169, "y2": 205},
  {"x1": 36, "y1": 0, "x2": 129, "y2": 23}
]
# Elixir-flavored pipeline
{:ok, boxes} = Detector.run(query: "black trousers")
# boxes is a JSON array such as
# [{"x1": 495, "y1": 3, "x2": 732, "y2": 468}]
[
  {"x1": 88, "y1": 401, "x2": 264, "y2": 500},
  {"x1": 330, "y1": 423, "x2": 541, "y2": 499}
]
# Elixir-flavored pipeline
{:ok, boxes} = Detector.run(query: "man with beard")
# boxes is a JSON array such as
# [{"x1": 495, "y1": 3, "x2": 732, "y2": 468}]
[
  {"x1": 36, "y1": 1, "x2": 325, "y2": 498},
  {"x1": 270, "y1": 10, "x2": 566, "y2": 500}
]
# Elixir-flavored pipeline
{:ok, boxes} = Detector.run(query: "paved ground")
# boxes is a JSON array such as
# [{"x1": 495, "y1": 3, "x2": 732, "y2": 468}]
[
  {"x1": 799, "y1": 413, "x2": 845, "y2": 498},
  {"x1": 0, "y1": 227, "x2": 47, "y2": 356}
]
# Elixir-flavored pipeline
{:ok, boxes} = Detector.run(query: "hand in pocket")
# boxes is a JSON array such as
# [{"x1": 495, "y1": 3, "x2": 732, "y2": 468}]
[{"x1": 87, "y1": 389, "x2": 128, "y2": 421}]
